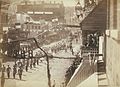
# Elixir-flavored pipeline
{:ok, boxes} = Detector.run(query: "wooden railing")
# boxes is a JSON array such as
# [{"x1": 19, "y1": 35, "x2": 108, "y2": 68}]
[
  {"x1": 81, "y1": 47, "x2": 99, "y2": 54},
  {"x1": 66, "y1": 48, "x2": 98, "y2": 87}
]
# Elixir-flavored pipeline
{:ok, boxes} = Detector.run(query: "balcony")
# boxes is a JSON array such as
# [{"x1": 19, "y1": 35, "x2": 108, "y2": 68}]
[
  {"x1": 66, "y1": 47, "x2": 98, "y2": 87},
  {"x1": 66, "y1": 0, "x2": 107, "y2": 87},
  {"x1": 65, "y1": 46, "x2": 99, "y2": 86}
]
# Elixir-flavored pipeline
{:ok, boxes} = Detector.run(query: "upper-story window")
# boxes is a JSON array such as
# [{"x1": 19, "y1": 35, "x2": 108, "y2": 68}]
[
  {"x1": 39, "y1": 26, "x2": 41, "y2": 29},
  {"x1": 32, "y1": 25, "x2": 34, "y2": 29},
  {"x1": 35, "y1": 26, "x2": 37, "y2": 29},
  {"x1": 26, "y1": 24, "x2": 29, "y2": 29}
]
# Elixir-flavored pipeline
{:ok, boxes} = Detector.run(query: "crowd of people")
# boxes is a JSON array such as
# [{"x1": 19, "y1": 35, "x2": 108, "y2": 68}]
[
  {"x1": 64, "y1": 32, "x2": 100, "y2": 85},
  {"x1": 0, "y1": 57, "x2": 41, "y2": 81},
  {"x1": 41, "y1": 33, "x2": 81, "y2": 86},
  {"x1": 43, "y1": 38, "x2": 75, "y2": 56},
  {"x1": 65, "y1": 55, "x2": 83, "y2": 85},
  {"x1": 0, "y1": 32, "x2": 81, "y2": 87},
  {"x1": 84, "y1": 33, "x2": 99, "y2": 48}
]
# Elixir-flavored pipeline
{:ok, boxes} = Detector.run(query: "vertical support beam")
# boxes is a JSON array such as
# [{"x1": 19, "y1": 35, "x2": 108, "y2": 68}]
[
  {"x1": 0, "y1": 0, "x2": 2, "y2": 36},
  {"x1": 0, "y1": 0, "x2": 2, "y2": 67},
  {"x1": 33, "y1": 38, "x2": 51, "y2": 87}
]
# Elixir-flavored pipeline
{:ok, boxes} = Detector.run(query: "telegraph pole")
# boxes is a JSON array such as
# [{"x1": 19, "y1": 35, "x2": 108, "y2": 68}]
[
  {"x1": 13, "y1": 38, "x2": 51, "y2": 87},
  {"x1": 33, "y1": 38, "x2": 51, "y2": 87}
]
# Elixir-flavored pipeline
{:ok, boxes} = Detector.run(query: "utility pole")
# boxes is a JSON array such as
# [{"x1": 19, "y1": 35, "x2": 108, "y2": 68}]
[
  {"x1": 33, "y1": 38, "x2": 51, "y2": 87},
  {"x1": 8, "y1": 37, "x2": 79, "y2": 87},
  {"x1": 11, "y1": 38, "x2": 52, "y2": 87}
]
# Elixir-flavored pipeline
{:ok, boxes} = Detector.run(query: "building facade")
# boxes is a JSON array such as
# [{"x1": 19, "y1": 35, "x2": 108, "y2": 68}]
[
  {"x1": 0, "y1": 0, "x2": 10, "y2": 37},
  {"x1": 0, "y1": 0, "x2": 10, "y2": 66},
  {"x1": 105, "y1": 0, "x2": 120, "y2": 86},
  {"x1": 66, "y1": 0, "x2": 107, "y2": 87},
  {"x1": 17, "y1": 1, "x2": 65, "y2": 22},
  {"x1": 66, "y1": 0, "x2": 120, "y2": 87}
]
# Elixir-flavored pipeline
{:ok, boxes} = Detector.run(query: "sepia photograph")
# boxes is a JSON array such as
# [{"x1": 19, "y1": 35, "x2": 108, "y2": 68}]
[{"x1": 0, "y1": 0, "x2": 119, "y2": 87}]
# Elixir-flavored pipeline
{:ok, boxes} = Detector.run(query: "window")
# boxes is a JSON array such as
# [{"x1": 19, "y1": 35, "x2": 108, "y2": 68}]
[
  {"x1": 27, "y1": 25, "x2": 29, "y2": 29},
  {"x1": 35, "y1": 26, "x2": 37, "y2": 29},
  {"x1": 39, "y1": 26, "x2": 41, "y2": 29},
  {"x1": 32, "y1": 25, "x2": 34, "y2": 29}
]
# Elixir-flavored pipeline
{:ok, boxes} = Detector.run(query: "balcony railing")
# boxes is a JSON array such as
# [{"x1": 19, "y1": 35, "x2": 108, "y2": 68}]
[
  {"x1": 81, "y1": 47, "x2": 99, "y2": 54},
  {"x1": 66, "y1": 47, "x2": 98, "y2": 87}
]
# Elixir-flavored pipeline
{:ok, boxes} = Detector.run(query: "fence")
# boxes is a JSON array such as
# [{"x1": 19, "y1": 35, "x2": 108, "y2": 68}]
[{"x1": 66, "y1": 48, "x2": 98, "y2": 87}]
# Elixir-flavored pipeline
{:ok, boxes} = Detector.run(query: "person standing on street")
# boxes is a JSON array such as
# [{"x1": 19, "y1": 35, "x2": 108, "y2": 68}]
[
  {"x1": 1, "y1": 65, "x2": 6, "y2": 73},
  {"x1": 14, "y1": 62, "x2": 17, "y2": 68},
  {"x1": 26, "y1": 59, "x2": 29, "y2": 72},
  {"x1": 6, "y1": 65, "x2": 11, "y2": 78},
  {"x1": 18, "y1": 60, "x2": 22, "y2": 68},
  {"x1": 18, "y1": 67, "x2": 23, "y2": 80},
  {"x1": 30, "y1": 59, "x2": 33, "y2": 69},
  {"x1": 36, "y1": 58, "x2": 39, "y2": 65},
  {"x1": 33, "y1": 58, "x2": 36, "y2": 68},
  {"x1": 0, "y1": 61, "x2": 2, "y2": 70},
  {"x1": 25, "y1": 65, "x2": 28, "y2": 72},
  {"x1": 22, "y1": 59, "x2": 25, "y2": 69},
  {"x1": 52, "y1": 80, "x2": 56, "y2": 87},
  {"x1": 26, "y1": 59, "x2": 29, "y2": 67},
  {"x1": 69, "y1": 42, "x2": 72, "y2": 51},
  {"x1": 13, "y1": 66, "x2": 17, "y2": 79}
]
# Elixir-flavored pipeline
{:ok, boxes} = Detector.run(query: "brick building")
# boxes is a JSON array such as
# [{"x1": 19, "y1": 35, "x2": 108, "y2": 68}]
[{"x1": 17, "y1": 1, "x2": 65, "y2": 22}]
